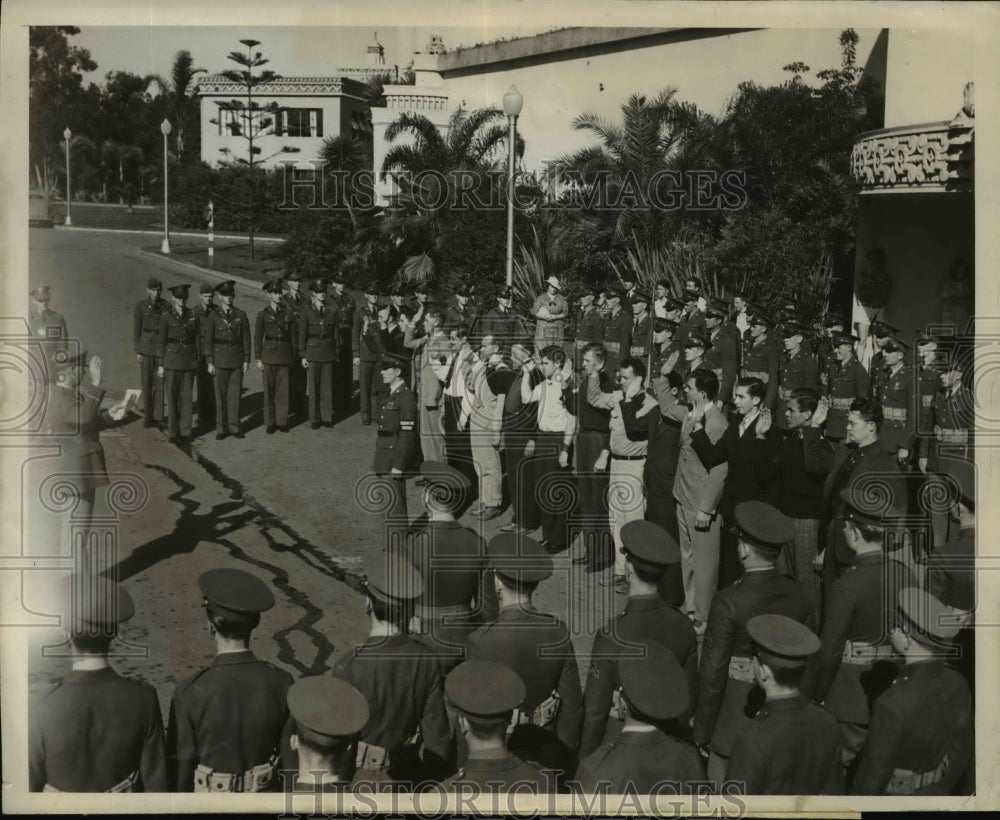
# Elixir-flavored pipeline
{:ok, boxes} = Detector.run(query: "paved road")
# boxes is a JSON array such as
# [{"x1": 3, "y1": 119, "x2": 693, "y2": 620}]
[{"x1": 23, "y1": 227, "x2": 618, "y2": 721}]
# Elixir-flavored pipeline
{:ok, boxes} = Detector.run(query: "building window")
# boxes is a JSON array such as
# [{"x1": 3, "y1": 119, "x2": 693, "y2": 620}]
[{"x1": 278, "y1": 108, "x2": 323, "y2": 138}]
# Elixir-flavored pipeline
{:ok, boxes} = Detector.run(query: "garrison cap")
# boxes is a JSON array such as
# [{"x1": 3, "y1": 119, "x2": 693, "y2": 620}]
[
  {"x1": 214, "y1": 280, "x2": 236, "y2": 297},
  {"x1": 603, "y1": 286, "x2": 623, "y2": 301},
  {"x1": 620, "y1": 520, "x2": 680, "y2": 571},
  {"x1": 617, "y1": 641, "x2": 688, "y2": 721},
  {"x1": 199, "y1": 283, "x2": 215, "y2": 295},
  {"x1": 896, "y1": 587, "x2": 961, "y2": 641},
  {"x1": 653, "y1": 317, "x2": 679, "y2": 333},
  {"x1": 378, "y1": 350, "x2": 409, "y2": 370},
  {"x1": 683, "y1": 330, "x2": 712, "y2": 349},
  {"x1": 823, "y1": 313, "x2": 849, "y2": 329},
  {"x1": 704, "y1": 297, "x2": 728, "y2": 319},
  {"x1": 881, "y1": 336, "x2": 910, "y2": 353},
  {"x1": 871, "y1": 320, "x2": 898, "y2": 338},
  {"x1": 147, "y1": 277, "x2": 163, "y2": 290},
  {"x1": 285, "y1": 271, "x2": 303, "y2": 282},
  {"x1": 30, "y1": 285, "x2": 51, "y2": 301},
  {"x1": 487, "y1": 533, "x2": 553, "y2": 587},
  {"x1": 746, "y1": 305, "x2": 772, "y2": 328},
  {"x1": 263, "y1": 278, "x2": 284, "y2": 295},
  {"x1": 168, "y1": 284, "x2": 190, "y2": 299},
  {"x1": 630, "y1": 289, "x2": 651, "y2": 306},
  {"x1": 199, "y1": 568, "x2": 275, "y2": 626},
  {"x1": 734, "y1": 500, "x2": 794, "y2": 551},
  {"x1": 682, "y1": 288, "x2": 699, "y2": 302},
  {"x1": 748, "y1": 614, "x2": 821, "y2": 669},
  {"x1": 62, "y1": 574, "x2": 135, "y2": 635},
  {"x1": 446, "y1": 660, "x2": 525, "y2": 717},
  {"x1": 780, "y1": 321, "x2": 808, "y2": 339},
  {"x1": 420, "y1": 461, "x2": 471, "y2": 492},
  {"x1": 363, "y1": 553, "x2": 423, "y2": 603},
  {"x1": 661, "y1": 295, "x2": 684, "y2": 312},
  {"x1": 831, "y1": 331, "x2": 859, "y2": 347},
  {"x1": 308, "y1": 278, "x2": 327, "y2": 294},
  {"x1": 288, "y1": 676, "x2": 369, "y2": 738}
]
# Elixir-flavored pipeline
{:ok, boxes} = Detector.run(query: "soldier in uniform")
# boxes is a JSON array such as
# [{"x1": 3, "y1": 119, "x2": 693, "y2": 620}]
[
  {"x1": 800, "y1": 490, "x2": 915, "y2": 773},
  {"x1": 254, "y1": 278, "x2": 294, "y2": 434},
  {"x1": 600, "y1": 288, "x2": 630, "y2": 378},
  {"x1": 285, "y1": 677, "x2": 367, "y2": 794},
  {"x1": 649, "y1": 317, "x2": 681, "y2": 382},
  {"x1": 335, "y1": 553, "x2": 453, "y2": 787},
  {"x1": 281, "y1": 272, "x2": 309, "y2": 417},
  {"x1": 133, "y1": 277, "x2": 165, "y2": 428},
  {"x1": 777, "y1": 322, "x2": 819, "y2": 430},
  {"x1": 28, "y1": 284, "x2": 68, "y2": 387},
  {"x1": 627, "y1": 289, "x2": 653, "y2": 375},
  {"x1": 703, "y1": 297, "x2": 739, "y2": 406},
  {"x1": 444, "y1": 285, "x2": 474, "y2": 338},
  {"x1": 374, "y1": 351, "x2": 419, "y2": 521},
  {"x1": 156, "y1": 284, "x2": 200, "y2": 443},
  {"x1": 575, "y1": 288, "x2": 605, "y2": 364},
  {"x1": 726, "y1": 615, "x2": 843, "y2": 795},
  {"x1": 441, "y1": 660, "x2": 552, "y2": 793},
  {"x1": 579, "y1": 520, "x2": 698, "y2": 758},
  {"x1": 693, "y1": 501, "x2": 813, "y2": 787},
  {"x1": 677, "y1": 329, "x2": 710, "y2": 381},
  {"x1": 167, "y1": 569, "x2": 292, "y2": 792},
  {"x1": 298, "y1": 279, "x2": 340, "y2": 430},
  {"x1": 399, "y1": 461, "x2": 488, "y2": 667},
  {"x1": 576, "y1": 641, "x2": 704, "y2": 794},
  {"x1": 817, "y1": 313, "x2": 848, "y2": 392},
  {"x1": 875, "y1": 336, "x2": 916, "y2": 467},
  {"x1": 676, "y1": 286, "x2": 707, "y2": 348},
  {"x1": 205, "y1": 280, "x2": 251, "y2": 440},
  {"x1": 465, "y1": 534, "x2": 584, "y2": 755},
  {"x1": 352, "y1": 283, "x2": 381, "y2": 425},
  {"x1": 825, "y1": 332, "x2": 869, "y2": 443},
  {"x1": 740, "y1": 307, "x2": 780, "y2": 410},
  {"x1": 404, "y1": 308, "x2": 453, "y2": 465},
  {"x1": 866, "y1": 319, "x2": 898, "y2": 400},
  {"x1": 328, "y1": 271, "x2": 356, "y2": 419},
  {"x1": 30, "y1": 575, "x2": 168, "y2": 793},
  {"x1": 192, "y1": 284, "x2": 217, "y2": 430},
  {"x1": 479, "y1": 286, "x2": 527, "y2": 352},
  {"x1": 851, "y1": 588, "x2": 973, "y2": 795}
]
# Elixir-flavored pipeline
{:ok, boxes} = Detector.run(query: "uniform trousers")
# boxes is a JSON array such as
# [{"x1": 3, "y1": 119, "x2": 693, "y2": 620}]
[
  {"x1": 840, "y1": 720, "x2": 867, "y2": 770},
  {"x1": 646, "y1": 468, "x2": 684, "y2": 604},
  {"x1": 676, "y1": 504, "x2": 720, "y2": 624},
  {"x1": 333, "y1": 332, "x2": 353, "y2": 416},
  {"x1": 419, "y1": 403, "x2": 446, "y2": 463},
  {"x1": 574, "y1": 429, "x2": 612, "y2": 563},
  {"x1": 443, "y1": 395, "x2": 477, "y2": 500},
  {"x1": 609, "y1": 456, "x2": 647, "y2": 576},
  {"x1": 164, "y1": 369, "x2": 195, "y2": 437},
  {"x1": 306, "y1": 360, "x2": 335, "y2": 424},
  {"x1": 778, "y1": 517, "x2": 822, "y2": 625},
  {"x1": 504, "y1": 435, "x2": 539, "y2": 530},
  {"x1": 213, "y1": 366, "x2": 243, "y2": 434},
  {"x1": 532, "y1": 433, "x2": 572, "y2": 550},
  {"x1": 718, "y1": 522, "x2": 743, "y2": 590},
  {"x1": 378, "y1": 475, "x2": 408, "y2": 522},
  {"x1": 196, "y1": 358, "x2": 215, "y2": 427},
  {"x1": 469, "y1": 430, "x2": 503, "y2": 509},
  {"x1": 261, "y1": 363, "x2": 289, "y2": 427},
  {"x1": 708, "y1": 752, "x2": 728, "y2": 790},
  {"x1": 138, "y1": 354, "x2": 163, "y2": 423},
  {"x1": 289, "y1": 359, "x2": 307, "y2": 415},
  {"x1": 359, "y1": 360, "x2": 377, "y2": 422}
]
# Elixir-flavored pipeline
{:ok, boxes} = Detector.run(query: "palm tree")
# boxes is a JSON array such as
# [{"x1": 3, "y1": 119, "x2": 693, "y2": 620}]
[{"x1": 146, "y1": 50, "x2": 206, "y2": 162}]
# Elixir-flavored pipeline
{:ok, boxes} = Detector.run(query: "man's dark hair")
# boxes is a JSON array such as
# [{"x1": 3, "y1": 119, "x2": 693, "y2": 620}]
[
  {"x1": 496, "y1": 573, "x2": 540, "y2": 596},
  {"x1": 70, "y1": 633, "x2": 114, "y2": 655},
  {"x1": 620, "y1": 357, "x2": 646, "y2": 380},
  {"x1": 629, "y1": 560, "x2": 665, "y2": 585},
  {"x1": 583, "y1": 342, "x2": 607, "y2": 364},
  {"x1": 688, "y1": 367, "x2": 719, "y2": 401},
  {"x1": 463, "y1": 713, "x2": 512, "y2": 740},
  {"x1": 768, "y1": 663, "x2": 806, "y2": 689},
  {"x1": 847, "y1": 517, "x2": 885, "y2": 544},
  {"x1": 540, "y1": 345, "x2": 566, "y2": 366},
  {"x1": 850, "y1": 397, "x2": 884, "y2": 431},
  {"x1": 294, "y1": 721, "x2": 356, "y2": 763},
  {"x1": 735, "y1": 377, "x2": 765, "y2": 403},
  {"x1": 790, "y1": 387, "x2": 820, "y2": 416},
  {"x1": 206, "y1": 604, "x2": 259, "y2": 641}
]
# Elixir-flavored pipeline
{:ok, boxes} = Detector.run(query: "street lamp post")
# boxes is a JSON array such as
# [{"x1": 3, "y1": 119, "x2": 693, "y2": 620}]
[
  {"x1": 63, "y1": 127, "x2": 72, "y2": 226},
  {"x1": 503, "y1": 86, "x2": 523, "y2": 288},
  {"x1": 160, "y1": 119, "x2": 172, "y2": 254}
]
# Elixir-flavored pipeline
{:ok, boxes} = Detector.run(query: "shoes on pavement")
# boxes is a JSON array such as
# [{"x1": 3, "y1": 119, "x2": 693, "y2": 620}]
[
  {"x1": 216, "y1": 432, "x2": 226, "y2": 441},
  {"x1": 266, "y1": 425, "x2": 277, "y2": 435},
  {"x1": 361, "y1": 419, "x2": 372, "y2": 426},
  {"x1": 168, "y1": 435, "x2": 178, "y2": 443},
  {"x1": 279, "y1": 426, "x2": 289, "y2": 433},
  {"x1": 311, "y1": 422, "x2": 322, "y2": 430},
  {"x1": 324, "y1": 422, "x2": 336, "y2": 429},
  {"x1": 233, "y1": 431, "x2": 245, "y2": 439},
  {"x1": 479, "y1": 507, "x2": 502, "y2": 521},
  {"x1": 142, "y1": 420, "x2": 153, "y2": 429}
]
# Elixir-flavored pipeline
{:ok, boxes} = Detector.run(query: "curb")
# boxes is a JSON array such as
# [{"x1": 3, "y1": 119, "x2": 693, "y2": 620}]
[
  {"x1": 54, "y1": 224, "x2": 285, "y2": 244},
  {"x1": 137, "y1": 248, "x2": 266, "y2": 291}
]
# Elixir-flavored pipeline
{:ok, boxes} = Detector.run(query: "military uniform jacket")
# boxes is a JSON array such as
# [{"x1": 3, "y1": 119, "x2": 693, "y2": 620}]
[
  {"x1": 157, "y1": 308, "x2": 201, "y2": 370},
  {"x1": 826, "y1": 359, "x2": 869, "y2": 440},
  {"x1": 443, "y1": 300, "x2": 473, "y2": 338},
  {"x1": 206, "y1": 308, "x2": 251, "y2": 369},
  {"x1": 465, "y1": 605, "x2": 584, "y2": 751},
  {"x1": 927, "y1": 526, "x2": 975, "y2": 613},
  {"x1": 352, "y1": 303, "x2": 380, "y2": 361},
  {"x1": 580, "y1": 595, "x2": 698, "y2": 757},
  {"x1": 923, "y1": 384, "x2": 974, "y2": 467},
  {"x1": 134, "y1": 298, "x2": 165, "y2": 356},
  {"x1": 628, "y1": 314, "x2": 653, "y2": 359},
  {"x1": 192, "y1": 304, "x2": 216, "y2": 356},
  {"x1": 778, "y1": 349, "x2": 819, "y2": 404},
  {"x1": 43, "y1": 383, "x2": 107, "y2": 483},
  {"x1": 726, "y1": 694, "x2": 843, "y2": 795},
  {"x1": 704, "y1": 326, "x2": 739, "y2": 402},
  {"x1": 30, "y1": 667, "x2": 168, "y2": 792},
  {"x1": 676, "y1": 308, "x2": 707, "y2": 347},
  {"x1": 254, "y1": 305, "x2": 295, "y2": 365},
  {"x1": 167, "y1": 650, "x2": 292, "y2": 791},
  {"x1": 330, "y1": 292, "x2": 356, "y2": 337},
  {"x1": 576, "y1": 306, "x2": 605, "y2": 346},
  {"x1": 868, "y1": 350, "x2": 887, "y2": 399},
  {"x1": 851, "y1": 660, "x2": 972, "y2": 795},
  {"x1": 800, "y1": 552, "x2": 915, "y2": 724},
  {"x1": 877, "y1": 365, "x2": 916, "y2": 454},
  {"x1": 400, "y1": 521, "x2": 486, "y2": 609},
  {"x1": 693, "y1": 569, "x2": 813, "y2": 755},
  {"x1": 576, "y1": 729, "x2": 705, "y2": 795},
  {"x1": 333, "y1": 633, "x2": 452, "y2": 763},
  {"x1": 374, "y1": 383, "x2": 418, "y2": 474},
  {"x1": 601, "y1": 309, "x2": 631, "y2": 366},
  {"x1": 480, "y1": 308, "x2": 527, "y2": 347},
  {"x1": 29, "y1": 306, "x2": 68, "y2": 342},
  {"x1": 297, "y1": 304, "x2": 341, "y2": 363},
  {"x1": 741, "y1": 337, "x2": 780, "y2": 408},
  {"x1": 442, "y1": 750, "x2": 551, "y2": 793}
]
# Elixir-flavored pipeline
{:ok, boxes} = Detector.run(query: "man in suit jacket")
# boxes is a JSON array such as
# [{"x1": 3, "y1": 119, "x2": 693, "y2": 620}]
[
  {"x1": 802, "y1": 397, "x2": 906, "y2": 608},
  {"x1": 689, "y1": 377, "x2": 782, "y2": 589}
]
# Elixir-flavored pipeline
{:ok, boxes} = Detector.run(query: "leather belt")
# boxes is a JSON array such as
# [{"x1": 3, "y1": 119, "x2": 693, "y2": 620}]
[
  {"x1": 884, "y1": 407, "x2": 907, "y2": 421},
  {"x1": 742, "y1": 370, "x2": 769, "y2": 382},
  {"x1": 728, "y1": 656, "x2": 755, "y2": 683},
  {"x1": 611, "y1": 453, "x2": 645, "y2": 461},
  {"x1": 511, "y1": 691, "x2": 561, "y2": 731},
  {"x1": 778, "y1": 388, "x2": 792, "y2": 401},
  {"x1": 886, "y1": 755, "x2": 950, "y2": 795},
  {"x1": 356, "y1": 741, "x2": 390, "y2": 773},
  {"x1": 830, "y1": 397, "x2": 853, "y2": 410},
  {"x1": 44, "y1": 770, "x2": 138, "y2": 793},
  {"x1": 413, "y1": 602, "x2": 471, "y2": 620},
  {"x1": 193, "y1": 755, "x2": 277, "y2": 793},
  {"x1": 841, "y1": 640, "x2": 896, "y2": 665},
  {"x1": 937, "y1": 428, "x2": 969, "y2": 444},
  {"x1": 263, "y1": 335, "x2": 287, "y2": 341},
  {"x1": 215, "y1": 340, "x2": 242, "y2": 346}
]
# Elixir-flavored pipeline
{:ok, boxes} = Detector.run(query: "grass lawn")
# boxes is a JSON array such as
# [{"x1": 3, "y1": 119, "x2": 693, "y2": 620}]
[
  {"x1": 144, "y1": 240, "x2": 286, "y2": 284},
  {"x1": 52, "y1": 202, "x2": 165, "y2": 231}
]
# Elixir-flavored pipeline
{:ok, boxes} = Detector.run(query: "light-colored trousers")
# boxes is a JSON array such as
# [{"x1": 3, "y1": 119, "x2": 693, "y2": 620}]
[
  {"x1": 676, "y1": 503, "x2": 721, "y2": 624},
  {"x1": 469, "y1": 429, "x2": 503, "y2": 509},
  {"x1": 419, "y1": 403, "x2": 446, "y2": 463},
  {"x1": 609, "y1": 458, "x2": 647, "y2": 576}
]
